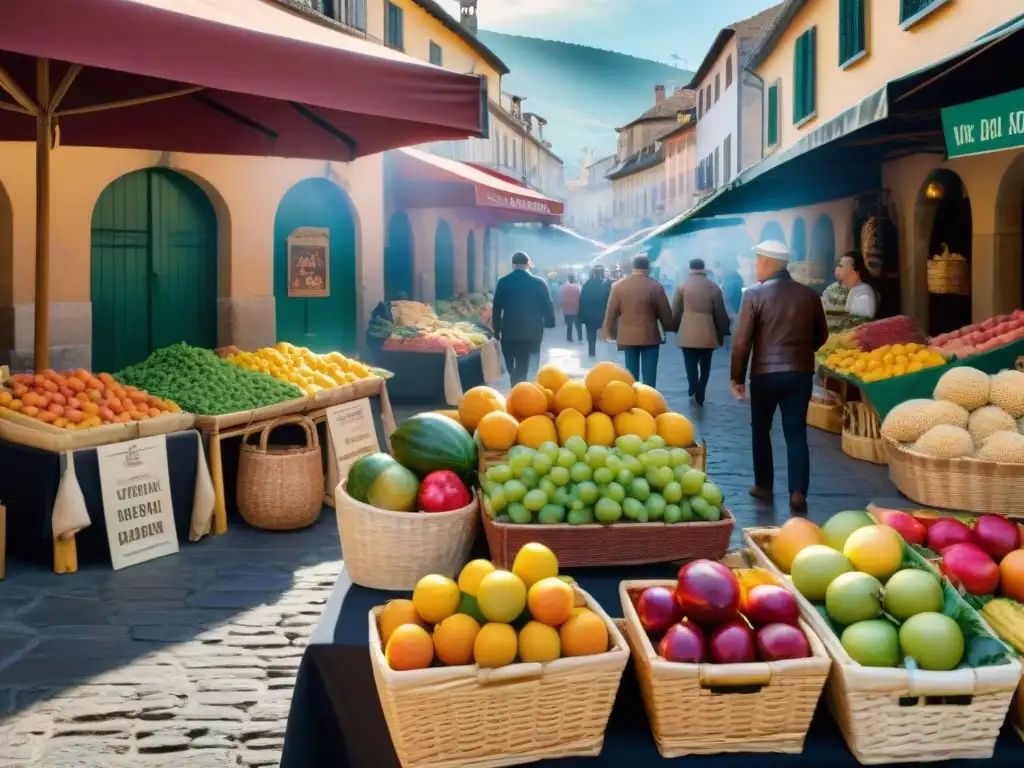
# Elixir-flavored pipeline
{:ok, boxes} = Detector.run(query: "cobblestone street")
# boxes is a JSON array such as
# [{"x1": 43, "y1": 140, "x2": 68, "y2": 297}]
[{"x1": 0, "y1": 327, "x2": 907, "y2": 767}]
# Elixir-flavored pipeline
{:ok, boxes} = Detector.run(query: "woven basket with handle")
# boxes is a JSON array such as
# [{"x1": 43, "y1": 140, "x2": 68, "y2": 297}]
[{"x1": 236, "y1": 415, "x2": 324, "y2": 531}]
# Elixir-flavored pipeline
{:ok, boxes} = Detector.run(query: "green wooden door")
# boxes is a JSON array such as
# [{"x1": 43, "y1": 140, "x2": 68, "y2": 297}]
[
  {"x1": 385, "y1": 211, "x2": 414, "y2": 300},
  {"x1": 466, "y1": 231, "x2": 476, "y2": 293},
  {"x1": 91, "y1": 169, "x2": 217, "y2": 373},
  {"x1": 274, "y1": 179, "x2": 357, "y2": 352},
  {"x1": 434, "y1": 221, "x2": 454, "y2": 301}
]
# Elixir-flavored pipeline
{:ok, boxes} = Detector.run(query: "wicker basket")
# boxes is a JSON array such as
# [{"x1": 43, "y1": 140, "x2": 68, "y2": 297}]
[
  {"x1": 842, "y1": 401, "x2": 887, "y2": 465},
  {"x1": 236, "y1": 415, "x2": 324, "y2": 531},
  {"x1": 744, "y1": 526, "x2": 1021, "y2": 764},
  {"x1": 479, "y1": 440, "x2": 708, "y2": 473},
  {"x1": 927, "y1": 258, "x2": 970, "y2": 296},
  {"x1": 619, "y1": 578, "x2": 830, "y2": 757},
  {"x1": 807, "y1": 400, "x2": 842, "y2": 433},
  {"x1": 882, "y1": 437, "x2": 1024, "y2": 516},
  {"x1": 368, "y1": 585, "x2": 630, "y2": 768},
  {"x1": 336, "y1": 480, "x2": 478, "y2": 590}
]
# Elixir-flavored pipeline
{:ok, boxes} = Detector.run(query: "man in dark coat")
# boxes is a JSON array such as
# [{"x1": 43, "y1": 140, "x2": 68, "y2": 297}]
[
  {"x1": 578, "y1": 266, "x2": 611, "y2": 357},
  {"x1": 492, "y1": 252, "x2": 556, "y2": 385}
]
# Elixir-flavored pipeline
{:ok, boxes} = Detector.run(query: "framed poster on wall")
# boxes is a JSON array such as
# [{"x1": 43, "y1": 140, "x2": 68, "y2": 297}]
[{"x1": 287, "y1": 226, "x2": 331, "y2": 298}]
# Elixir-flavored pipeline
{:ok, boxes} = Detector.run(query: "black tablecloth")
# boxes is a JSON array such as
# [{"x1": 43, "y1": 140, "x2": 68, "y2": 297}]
[
  {"x1": 281, "y1": 562, "x2": 1024, "y2": 767},
  {"x1": 366, "y1": 348, "x2": 485, "y2": 404},
  {"x1": 0, "y1": 430, "x2": 202, "y2": 569}
]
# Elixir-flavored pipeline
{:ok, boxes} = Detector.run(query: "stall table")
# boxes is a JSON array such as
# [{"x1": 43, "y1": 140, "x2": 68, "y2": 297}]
[{"x1": 367, "y1": 341, "x2": 502, "y2": 406}]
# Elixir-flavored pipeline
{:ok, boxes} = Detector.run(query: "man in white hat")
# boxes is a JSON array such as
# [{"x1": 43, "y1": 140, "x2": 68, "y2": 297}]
[{"x1": 730, "y1": 240, "x2": 828, "y2": 513}]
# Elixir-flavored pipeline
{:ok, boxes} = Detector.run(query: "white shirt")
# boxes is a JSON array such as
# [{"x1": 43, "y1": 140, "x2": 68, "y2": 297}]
[{"x1": 845, "y1": 282, "x2": 877, "y2": 319}]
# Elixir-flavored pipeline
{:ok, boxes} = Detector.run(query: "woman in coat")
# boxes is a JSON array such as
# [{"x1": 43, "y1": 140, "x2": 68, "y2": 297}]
[
  {"x1": 670, "y1": 258, "x2": 730, "y2": 406},
  {"x1": 578, "y1": 267, "x2": 612, "y2": 358}
]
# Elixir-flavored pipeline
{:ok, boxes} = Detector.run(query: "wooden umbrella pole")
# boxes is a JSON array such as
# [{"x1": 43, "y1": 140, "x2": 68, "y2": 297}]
[{"x1": 34, "y1": 58, "x2": 51, "y2": 370}]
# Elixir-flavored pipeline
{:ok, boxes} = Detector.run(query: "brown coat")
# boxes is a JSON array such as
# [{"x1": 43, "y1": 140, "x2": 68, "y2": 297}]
[
  {"x1": 670, "y1": 272, "x2": 731, "y2": 350},
  {"x1": 601, "y1": 273, "x2": 673, "y2": 348}
]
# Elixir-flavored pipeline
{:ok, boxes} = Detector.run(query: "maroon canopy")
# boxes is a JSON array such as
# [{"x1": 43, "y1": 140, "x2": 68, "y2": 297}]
[{"x1": 0, "y1": 0, "x2": 489, "y2": 160}]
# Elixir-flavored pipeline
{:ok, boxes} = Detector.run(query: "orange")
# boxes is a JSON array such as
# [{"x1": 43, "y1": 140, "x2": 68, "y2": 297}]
[
  {"x1": 559, "y1": 609, "x2": 609, "y2": 657},
  {"x1": 517, "y1": 414, "x2": 558, "y2": 449},
  {"x1": 379, "y1": 599, "x2": 425, "y2": 647},
  {"x1": 458, "y1": 386, "x2": 506, "y2": 433},
  {"x1": 632, "y1": 384, "x2": 669, "y2": 417},
  {"x1": 770, "y1": 518, "x2": 827, "y2": 574},
  {"x1": 518, "y1": 621, "x2": 561, "y2": 663},
  {"x1": 843, "y1": 525, "x2": 903, "y2": 581},
  {"x1": 598, "y1": 380, "x2": 635, "y2": 416},
  {"x1": 553, "y1": 380, "x2": 593, "y2": 416},
  {"x1": 555, "y1": 408, "x2": 586, "y2": 445},
  {"x1": 999, "y1": 549, "x2": 1024, "y2": 603},
  {"x1": 527, "y1": 577, "x2": 574, "y2": 627},
  {"x1": 433, "y1": 614, "x2": 481, "y2": 666},
  {"x1": 507, "y1": 382, "x2": 549, "y2": 421},
  {"x1": 477, "y1": 411, "x2": 520, "y2": 451},
  {"x1": 613, "y1": 408, "x2": 656, "y2": 441},
  {"x1": 584, "y1": 361, "x2": 634, "y2": 402},
  {"x1": 385, "y1": 624, "x2": 434, "y2": 671},
  {"x1": 542, "y1": 387, "x2": 556, "y2": 412},
  {"x1": 655, "y1": 412, "x2": 694, "y2": 447},
  {"x1": 536, "y1": 365, "x2": 570, "y2": 394}
]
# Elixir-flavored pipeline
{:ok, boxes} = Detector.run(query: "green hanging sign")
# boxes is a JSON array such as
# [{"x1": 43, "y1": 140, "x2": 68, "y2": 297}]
[{"x1": 942, "y1": 87, "x2": 1024, "y2": 159}]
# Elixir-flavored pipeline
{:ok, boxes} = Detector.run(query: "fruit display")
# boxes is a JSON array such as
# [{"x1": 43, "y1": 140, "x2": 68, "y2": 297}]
[
  {"x1": 435, "y1": 292, "x2": 493, "y2": 329},
  {"x1": 480, "y1": 437, "x2": 724, "y2": 525},
  {"x1": 369, "y1": 299, "x2": 490, "y2": 356},
  {"x1": 390, "y1": 412, "x2": 479, "y2": 477},
  {"x1": 815, "y1": 331, "x2": 859, "y2": 362},
  {"x1": 821, "y1": 342, "x2": 947, "y2": 382},
  {"x1": 930, "y1": 309, "x2": 1024, "y2": 359},
  {"x1": 377, "y1": 542, "x2": 612, "y2": 671},
  {"x1": 224, "y1": 342, "x2": 376, "y2": 395},
  {"x1": 116, "y1": 343, "x2": 303, "y2": 415},
  {"x1": 849, "y1": 315, "x2": 927, "y2": 352},
  {"x1": 879, "y1": 366, "x2": 1024, "y2": 461},
  {"x1": 0, "y1": 368, "x2": 181, "y2": 429}
]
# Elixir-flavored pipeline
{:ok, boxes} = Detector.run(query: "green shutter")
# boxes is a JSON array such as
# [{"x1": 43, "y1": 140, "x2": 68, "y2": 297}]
[
  {"x1": 767, "y1": 84, "x2": 779, "y2": 146},
  {"x1": 806, "y1": 27, "x2": 817, "y2": 116},
  {"x1": 839, "y1": 0, "x2": 866, "y2": 65},
  {"x1": 793, "y1": 34, "x2": 804, "y2": 123},
  {"x1": 386, "y1": 3, "x2": 404, "y2": 49},
  {"x1": 429, "y1": 41, "x2": 443, "y2": 66}
]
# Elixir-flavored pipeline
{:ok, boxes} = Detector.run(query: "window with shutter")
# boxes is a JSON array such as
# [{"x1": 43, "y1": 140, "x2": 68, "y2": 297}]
[
  {"x1": 429, "y1": 41, "x2": 443, "y2": 66},
  {"x1": 767, "y1": 83, "x2": 779, "y2": 147},
  {"x1": 900, "y1": 0, "x2": 948, "y2": 26},
  {"x1": 723, "y1": 134, "x2": 732, "y2": 184},
  {"x1": 726, "y1": 55, "x2": 733, "y2": 88},
  {"x1": 715, "y1": 73, "x2": 720, "y2": 102},
  {"x1": 793, "y1": 27, "x2": 816, "y2": 124},
  {"x1": 698, "y1": 90, "x2": 703, "y2": 117},
  {"x1": 339, "y1": 0, "x2": 367, "y2": 30},
  {"x1": 839, "y1": 0, "x2": 865, "y2": 66},
  {"x1": 386, "y1": 2, "x2": 404, "y2": 50}
]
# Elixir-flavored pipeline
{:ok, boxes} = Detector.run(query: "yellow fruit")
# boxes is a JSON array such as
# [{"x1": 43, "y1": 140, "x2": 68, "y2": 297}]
[
  {"x1": 458, "y1": 559, "x2": 496, "y2": 597},
  {"x1": 385, "y1": 624, "x2": 434, "y2": 670},
  {"x1": 598, "y1": 379, "x2": 635, "y2": 416},
  {"x1": 633, "y1": 383, "x2": 669, "y2": 417},
  {"x1": 613, "y1": 408, "x2": 656, "y2": 440},
  {"x1": 518, "y1": 621, "x2": 561, "y2": 663},
  {"x1": 542, "y1": 387, "x2": 556, "y2": 412},
  {"x1": 476, "y1": 570, "x2": 527, "y2": 623},
  {"x1": 412, "y1": 574, "x2": 461, "y2": 624},
  {"x1": 655, "y1": 412, "x2": 694, "y2": 448},
  {"x1": 555, "y1": 408, "x2": 586, "y2": 445},
  {"x1": 478, "y1": 411, "x2": 520, "y2": 451},
  {"x1": 473, "y1": 622, "x2": 518, "y2": 668},
  {"x1": 843, "y1": 525, "x2": 903, "y2": 581},
  {"x1": 527, "y1": 577, "x2": 574, "y2": 627},
  {"x1": 536, "y1": 365, "x2": 570, "y2": 394},
  {"x1": 553, "y1": 380, "x2": 593, "y2": 416},
  {"x1": 559, "y1": 609, "x2": 609, "y2": 657},
  {"x1": 517, "y1": 414, "x2": 558, "y2": 449},
  {"x1": 458, "y1": 386, "x2": 506, "y2": 433},
  {"x1": 435, "y1": 410, "x2": 464, "y2": 428},
  {"x1": 507, "y1": 382, "x2": 549, "y2": 421},
  {"x1": 770, "y1": 518, "x2": 828, "y2": 574},
  {"x1": 512, "y1": 542, "x2": 559, "y2": 588},
  {"x1": 433, "y1": 613, "x2": 481, "y2": 666},
  {"x1": 585, "y1": 361, "x2": 635, "y2": 402},
  {"x1": 586, "y1": 412, "x2": 616, "y2": 447},
  {"x1": 379, "y1": 599, "x2": 425, "y2": 647}
]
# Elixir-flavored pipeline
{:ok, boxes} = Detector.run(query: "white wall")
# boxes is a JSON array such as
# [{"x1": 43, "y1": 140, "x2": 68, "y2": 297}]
[{"x1": 695, "y1": 38, "x2": 741, "y2": 188}]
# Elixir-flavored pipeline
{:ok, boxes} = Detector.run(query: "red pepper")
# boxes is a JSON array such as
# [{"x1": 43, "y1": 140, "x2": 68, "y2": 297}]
[{"x1": 418, "y1": 470, "x2": 471, "y2": 513}]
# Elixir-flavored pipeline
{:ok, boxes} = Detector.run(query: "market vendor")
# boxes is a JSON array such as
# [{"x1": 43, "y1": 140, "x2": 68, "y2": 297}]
[{"x1": 835, "y1": 251, "x2": 879, "y2": 319}]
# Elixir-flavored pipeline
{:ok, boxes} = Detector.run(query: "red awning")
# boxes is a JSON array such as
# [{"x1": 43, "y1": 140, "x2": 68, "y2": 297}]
[
  {"x1": 0, "y1": 0, "x2": 488, "y2": 160},
  {"x1": 390, "y1": 148, "x2": 564, "y2": 223}
]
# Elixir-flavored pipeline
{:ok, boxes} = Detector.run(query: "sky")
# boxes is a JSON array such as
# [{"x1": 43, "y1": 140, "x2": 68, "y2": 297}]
[{"x1": 436, "y1": 0, "x2": 781, "y2": 65}]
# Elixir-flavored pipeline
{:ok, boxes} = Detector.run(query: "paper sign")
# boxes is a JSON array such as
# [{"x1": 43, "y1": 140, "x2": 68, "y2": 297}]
[
  {"x1": 326, "y1": 398, "x2": 379, "y2": 479},
  {"x1": 97, "y1": 435, "x2": 179, "y2": 571},
  {"x1": 287, "y1": 226, "x2": 330, "y2": 298}
]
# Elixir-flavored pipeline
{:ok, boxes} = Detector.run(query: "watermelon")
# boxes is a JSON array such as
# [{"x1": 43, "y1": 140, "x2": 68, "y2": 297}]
[
  {"x1": 346, "y1": 453, "x2": 420, "y2": 511},
  {"x1": 390, "y1": 413, "x2": 478, "y2": 477}
]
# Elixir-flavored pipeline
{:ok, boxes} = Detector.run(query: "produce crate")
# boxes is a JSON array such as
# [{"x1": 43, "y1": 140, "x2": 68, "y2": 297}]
[
  {"x1": 743, "y1": 526, "x2": 1021, "y2": 764},
  {"x1": 368, "y1": 584, "x2": 629, "y2": 768},
  {"x1": 841, "y1": 402, "x2": 886, "y2": 465},
  {"x1": 619, "y1": 578, "x2": 830, "y2": 757},
  {"x1": 0, "y1": 407, "x2": 194, "y2": 452},
  {"x1": 807, "y1": 399, "x2": 842, "y2": 434},
  {"x1": 478, "y1": 440, "x2": 708, "y2": 474}
]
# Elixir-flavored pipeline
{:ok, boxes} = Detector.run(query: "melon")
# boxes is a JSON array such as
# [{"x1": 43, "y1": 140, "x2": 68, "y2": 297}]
[
  {"x1": 347, "y1": 453, "x2": 420, "y2": 511},
  {"x1": 391, "y1": 413, "x2": 478, "y2": 476}
]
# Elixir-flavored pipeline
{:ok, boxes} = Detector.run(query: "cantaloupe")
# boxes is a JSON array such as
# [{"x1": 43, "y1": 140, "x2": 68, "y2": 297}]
[
  {"x1": 989, "y1": 370, "x2": 1024, "y2": 418},
  {"x1": 912, "y1": 424, "x2": 974, "y2": 458},
  {"x1": 967, "y1": 405, "x2": 1016, "y2": 446},
  {"x1": 933, "y1": 367, "x2": 990, "y2": 411},
  {"x1": 976, "y1": 430, "x2": 1024, "y2": 464}
]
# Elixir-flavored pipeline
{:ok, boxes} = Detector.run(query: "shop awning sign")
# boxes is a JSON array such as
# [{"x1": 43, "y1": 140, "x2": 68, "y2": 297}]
[{"x1": 942, "y1": 87, "x2": 1024, "y2": 159}]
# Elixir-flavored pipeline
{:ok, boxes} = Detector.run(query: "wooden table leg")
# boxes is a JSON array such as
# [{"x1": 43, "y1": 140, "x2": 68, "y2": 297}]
[
  {"x1": 53, "y1": 534, "x2": 78, "y2": 574},
  {"x1": 210, "y1": 434, "x2": 228, "y2": 535}
]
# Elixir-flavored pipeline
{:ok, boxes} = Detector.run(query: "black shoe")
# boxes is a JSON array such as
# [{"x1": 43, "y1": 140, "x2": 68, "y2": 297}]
[
  {"x1": 790, "y1": 493, "x2": 808, "y2": 514},
  {"x1": 748, "y1": 485, "x2": 773, "y2": 501}
]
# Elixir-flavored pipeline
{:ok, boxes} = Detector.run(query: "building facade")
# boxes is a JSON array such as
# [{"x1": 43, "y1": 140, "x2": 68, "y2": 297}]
[
  {"x1": 563, "y1": 151, "x2": 615, "y2": 241},
  {"x1": 663, "y1": 113, "x2": 698, "y2": 218}
]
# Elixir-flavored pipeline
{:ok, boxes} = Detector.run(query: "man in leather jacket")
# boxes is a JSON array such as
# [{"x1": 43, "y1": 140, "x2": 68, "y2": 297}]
[{"x1": 730, "y1": 241, "x2": 828, "y2": 513}]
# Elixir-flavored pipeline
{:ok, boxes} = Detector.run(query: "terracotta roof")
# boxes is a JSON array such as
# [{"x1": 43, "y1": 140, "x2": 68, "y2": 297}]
[
  {"x1": 687, "y1": 3, "x2": 784, "y2": 87},
  {"x1": 409, "y1": 0, "x2": 511, "y2": 75},
  {"x1": 620, "y1": 88, "x2": 696, "y2": 129},
  {"x1": 747, "y1": 0, "x2": 811, "y2": 70},
  {"x1": 659, "y1": 110, "x2": 698, "y2": 141},
  {"x1": 606, "y1": 144, "x2": 666, "y2": 181}
]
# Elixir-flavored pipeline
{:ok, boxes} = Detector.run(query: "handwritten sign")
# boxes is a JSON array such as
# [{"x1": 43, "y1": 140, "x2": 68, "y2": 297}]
[
  {"x1": 942, "y1": 88, "x2": 1024, "y2": 159},
  {"x1": 97, "y1": 435, "x2": 178, "y2": 571},
  {"x1": 326, "y1": 398, "x2": 380, "y2": 480},
  {"x1": 287, "y1": 227, "x2": 331, "y2": 298}
]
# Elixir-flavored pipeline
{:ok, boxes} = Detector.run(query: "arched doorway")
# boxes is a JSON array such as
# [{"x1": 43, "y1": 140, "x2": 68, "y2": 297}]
[
  {"x1": 274, "y1": 178, "x2": 357, "y2": 352},
  {"x1": 809, "y1": 215, "x2": 835, "y2": 294},
  {"x1": 994, "y1": 153, "x2": 1024, "y2": 313},
  {"x1": 385, "y1": 211, "x2": 414, "y2": 300},
  {"x1": 759, "y1": 220, "x2": 786, "y2": 245},
  {"x1": 434, "y1": 221, "x2": 454, "y2": 301},
  {"x1": 790, "y1": 218, "x2": 807, "y2": 262},
  {"x1": 483, "y1": 229, "x2": 493, "y2": 290},
  {"x1": 91, "y1": 169, "x2": 217, "y2": 372},
  {"x1": 916, "y1": 169, "x2": 972, "y2": 336},
  {"x1": 466, "y1": 231, "x2": 477, "y2": 293}
]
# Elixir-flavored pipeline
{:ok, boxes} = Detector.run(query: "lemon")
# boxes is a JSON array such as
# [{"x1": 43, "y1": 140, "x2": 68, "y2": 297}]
[
  {"x1": 473, "y1": 623, "x2": 519, "y2": 668},
  {"x1": 458, "y1": 559, "x2": 496, "y2": 597},
  {"x1": 433, "y1": 613, "x2": 481, "y2": 666},
  {"x1": 412, "y1": 574, "x2": 460, "y2": 624},
  {"x1": 518, "y1": 621, "x2": 561, "y2": 663},
  {"x1": 476, "y1": 570, "x2": 527, "y2": 623},
  {"x1": 512, "y1": 542, "x2": 559, "y2": 589}
]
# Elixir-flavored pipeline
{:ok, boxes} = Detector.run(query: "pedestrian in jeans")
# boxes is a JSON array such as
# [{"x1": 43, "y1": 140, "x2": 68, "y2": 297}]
[
  {"x1": 579, "y1": 267, "x2": 611, "y2": 357},
  {"x1": 601, "y1": 255, "x2": 673, "y2": 387},
  {"x1": 670, "y1": 258, "x2": 730, "y2": 406},
  {"x1": 492, "y1": 252, "x2": 556, "y2": 385},
  {"x1": 730, "y1": 240, "x2": 828, "y2": 513},
  {"x1": 560, "y1": 274, "x2": 582, "y2": 342}
]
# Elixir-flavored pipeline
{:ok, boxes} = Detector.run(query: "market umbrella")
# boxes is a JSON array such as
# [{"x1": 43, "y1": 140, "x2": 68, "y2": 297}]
[{"x1": 0, "y1": 0, "x2": 489, "y2": 368}]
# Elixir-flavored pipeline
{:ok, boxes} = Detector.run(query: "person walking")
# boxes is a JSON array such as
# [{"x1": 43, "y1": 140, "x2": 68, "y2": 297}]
[
  {"x1": 601, "y1": 255, "x2": 673, "y2": 387},
  {"x1": 560, "y1": 274, "x2": 582, "y2": 342},
  {"x1": 492, "y1": 252, "x2": 556, "y2": 385},
  {"x1": 579, "y1": 267, "x2": 611, "y2": 358},
  {"x1": 670, "y1": 258, "x2": 730, "y2": 406},
  {"x1": 730, "y1": 240, "x2": 828, "y2": 513}
]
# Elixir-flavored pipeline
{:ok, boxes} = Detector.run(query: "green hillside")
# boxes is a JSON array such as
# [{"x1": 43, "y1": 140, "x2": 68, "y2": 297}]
[{"x1": 478, "y1": 31, "x2": 693, "y2": 176}]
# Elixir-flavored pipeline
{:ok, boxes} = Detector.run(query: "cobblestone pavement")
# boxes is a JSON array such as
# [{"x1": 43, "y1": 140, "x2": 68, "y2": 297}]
[{"x1": 0, "y1": 327, "x2": 907, "y2": 766}]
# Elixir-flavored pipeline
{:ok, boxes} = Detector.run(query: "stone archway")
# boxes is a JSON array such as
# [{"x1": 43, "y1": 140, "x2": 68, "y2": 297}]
[
  {"x1": 791, "y1": 217, "x2": 807, "y2": 262},
  {"x1": 466, "y1": 230, "x2": 477, "y2": 293},
  {"x1": 434, "y1": 221, "x2": 455, "y2": 301},
  {"x1": 994, "y1": 152, "x2": 1024, "y2": 314},
  {"x1": 385, "y1": 211, "x2": 414, "y2": 301},
  {"x1": 0, "y1": 180, "x2": 12, "y2": 363},
  {"x1": 810, "y1": 215, "x2": 836, "y2": 291},
  {"x1": 759, "y1": 220, "x2": 786, "y2": 245}
]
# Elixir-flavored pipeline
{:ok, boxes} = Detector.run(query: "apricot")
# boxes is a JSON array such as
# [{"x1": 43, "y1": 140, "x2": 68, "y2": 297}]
[
  {"x1": 12, "y1": 383, "x2": 28, "y2": 397},
  {"x1": 98, "y1": 372, "x2": 115, "y2": 386},
  {"x1": 66, "y1": 408, "x2": 85, "y2": 424},
  {"x1": 53, "y1": 417, "x2": 68, "y2": 429},
  {"x1": 81, "y1": 401, "x2": 99, "y2": 416},
  {"x1": 47, "y1": 403, "x2": 65, "y2": 417},
  {"x1": 115, "y1": 412, "x2": 132, "y2": 423},
  {"x1": 67, "y1": 377, "x2": 85, "y2": 392},
  {"x1": 11, "y1": 373, "x2": 33, "y2": 386},
  {"x1": 21, "y1": 405, "x2": 40, "y2": 417},
  {"x1": 74, "y1": 368, "x2": 90, "y2": 382},
  {"x1": 51, "y1": 392, "x2": 67, "y2": 406},
  {"x1": 86, "y1": 378, "x2": 104, "y2": 392},
  {"x1": 0, "y1": 391, "x2": 12, "y2": 407},
  {"x1": 37, "y1": 410, "x2": 58, "y2": 424},
  {"x1": 107, "y1": 400, "x2": 123, "y2": 415},
  {"x1": 32, "y1": 375, "x2": 45, "y2": 387},
  {"x1": 129, "y1": 390, "x2": 147, "y2": 404},
  {"x1": 9, "y1": 399, "x2": 22, "y2": 411},
  {"x1": 87, "y1": 390, "x2": 103, "y2": 404},
  {"x1": 43, "y1": 369, "x2": 61, "y2": 382},
  {"x1": 148, "y1": 407, "x2": 161, "y2": 418}
]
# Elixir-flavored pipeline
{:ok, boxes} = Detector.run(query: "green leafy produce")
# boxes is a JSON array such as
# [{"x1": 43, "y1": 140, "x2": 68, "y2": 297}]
[{"x1": 116, "y1": 343, "x2": 303, "y2": 415}]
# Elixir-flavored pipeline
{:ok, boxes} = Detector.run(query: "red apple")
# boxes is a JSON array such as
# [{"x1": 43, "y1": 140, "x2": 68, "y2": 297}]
[
  {"x1": 637, "y1": 586, "x2": 682, "y2": 634},
  {"x1": 709, "y1": 619, "x2": 756, "y2": 664},
  {"x1": 942, "y1": 542, "x2": 1000, "y2": 595},
  {"x1": 658, "y1": 621, "x2": 706, "y2": 663},
  {"x1": 927, "y1": 518, "x2": 974, "y2": 553},
  {"x1": 676, "y1": 560, "x2": 741, "y2": 624},
  {"x1": 875, "y1": 509, "x2": 927, "y2": 546},
  {"x1": 756, "y1": 623, "x2": 811, "y2": 661},
  {"x1": 743, "y1": 585, "x2": 799, "y2": 627},
  {"x1": 972, "y1": 516, "x2": 1020, "y2": 563}
]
